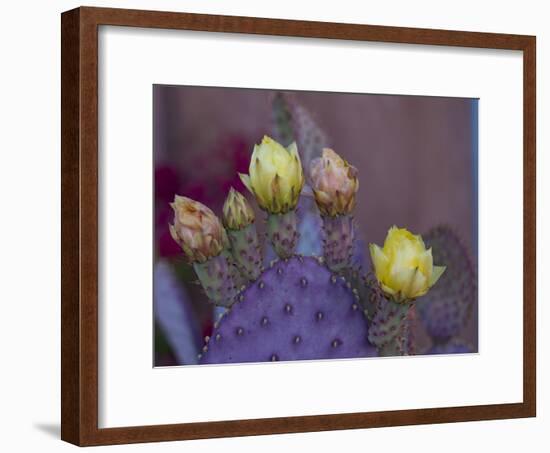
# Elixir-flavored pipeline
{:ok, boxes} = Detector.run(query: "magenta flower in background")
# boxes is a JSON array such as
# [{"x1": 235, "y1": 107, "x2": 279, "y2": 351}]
[
  {"x1": 155, "y1": 134, "x2": 254, "y2": 258},
  {"x1": 155, "y1": 165, "x2": 180, "y2": 203}
]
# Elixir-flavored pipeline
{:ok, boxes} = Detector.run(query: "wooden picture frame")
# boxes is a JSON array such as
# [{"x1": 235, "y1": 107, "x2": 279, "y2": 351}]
[{"x1": 61, "y1": 6, "x2": 536, "y2": 446}]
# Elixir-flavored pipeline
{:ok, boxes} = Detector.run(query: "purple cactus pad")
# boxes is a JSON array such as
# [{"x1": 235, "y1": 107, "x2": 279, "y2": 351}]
[
  {"x1": 418, "y1": 226, "x2": 477, "y2": 340},
  {"x1": 199, "y1": 256, "x2": 377, "y2": 364}
]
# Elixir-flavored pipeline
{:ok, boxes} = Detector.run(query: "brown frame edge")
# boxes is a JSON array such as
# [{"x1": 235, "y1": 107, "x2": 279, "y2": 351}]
[{"x1": 61, "y1": 6, "x2": 536, "y2": 446}]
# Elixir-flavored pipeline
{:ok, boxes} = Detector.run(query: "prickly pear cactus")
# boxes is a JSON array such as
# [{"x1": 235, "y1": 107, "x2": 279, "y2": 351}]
[
  {"x1": 417, "y1": 226, "x2": 477, "y2": 349},
  {"x1": 199, "y1": 256, "x2": 376, "y2": 364},
  {"x1": 167, "y1": 94, "x2": 458, "y2": 364}
]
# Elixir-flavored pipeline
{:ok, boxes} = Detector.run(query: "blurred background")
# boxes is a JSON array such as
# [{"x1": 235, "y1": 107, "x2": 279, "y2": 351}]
[{"x1": 153, "y1": 85, "x2": 478, "y2": 366}]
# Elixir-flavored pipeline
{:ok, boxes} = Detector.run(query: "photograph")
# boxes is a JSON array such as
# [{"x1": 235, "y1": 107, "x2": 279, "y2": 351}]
[
  {"x1": 153, "y1": 86, "x2": 479, "y2": 366},
  {"x1": 1, "y1": 0, "x2": 542, "y2": 450}
]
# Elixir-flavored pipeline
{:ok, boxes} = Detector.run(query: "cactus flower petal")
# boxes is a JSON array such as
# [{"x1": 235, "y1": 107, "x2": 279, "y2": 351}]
[
  {"x1": 390, "y1": 267, "x2": 417, "y2": 295},
  {"x1": 380, "y1": 283, "x2": 397, "y2": 296},
  {"x1": 430, "y1": 265, "x2": 447, "y2": 287},
  {"x1": 369, "y1": 243, "x2": 389, "y2": 280},
  {"x1": 239, "y1": 173, "x2": 253, "y2": 194},
  {"x1": 409, "y1": 268, "x2": 428, "y2": 297},
  {"x1": 419, "y1": 248, "x2": 434, "y2": 277}
]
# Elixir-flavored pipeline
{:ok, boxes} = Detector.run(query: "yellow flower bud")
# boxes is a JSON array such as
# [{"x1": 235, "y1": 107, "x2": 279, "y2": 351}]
[
  {"x1": 222, "y1": 188, "x2": 255, "y2": 230},
  {"x1": 309, "y1": 148, "x2": 359, "y2": 217},
  {"x1": 239, "y1": 135, "x2": 304, "y2": 214},
  {"x1": 169, "y1": 195, "x2": 228, "y2": 263},
  {"x1": 369, "y1": 226, "x2": 446, "y2": 303}
]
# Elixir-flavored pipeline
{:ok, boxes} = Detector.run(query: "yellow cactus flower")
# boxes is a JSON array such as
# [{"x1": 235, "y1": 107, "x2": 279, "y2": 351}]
[
  {"x1": 369, "y1": 226, "x2": 446, "y2": 303},
  {"x1": 222, "y1": 187, "x2": 255, "y2": 230},
  {"x1": 309, "y1": 148, "x2": 359, "y2": 217},
  {"x1": 169, "y1": 195, "x2": 228, "y2": 263},
  {"x1": 239, "y1": 135, "x2": 304, "y2": 214}
]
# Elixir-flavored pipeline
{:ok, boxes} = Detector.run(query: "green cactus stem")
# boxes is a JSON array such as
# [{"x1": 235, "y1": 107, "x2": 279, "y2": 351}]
[
  {"x1": 272, "y1": 92, "x2": 295, "y2": 147},
  {"x1": 193, "y1": 251, "x2": 239, "y2": 308},
  {"x1": 267, "y1": 210, "x2": 299, "y2": 259},
  {"x1": 368, "y1": 294, "x2": 414, "y2": 356},
  {"x1": 340, "y1": 269, "x2": 378, "y2": 320},
  {"x1": 227, "y1": 223, "x2": 263, "y2": 281},
  {"x1": 271, "y1": 92, "x2": 328, "y2": 169},
  {"x1": 322, "y1": 214, "x2": 355, "y2": 273}
]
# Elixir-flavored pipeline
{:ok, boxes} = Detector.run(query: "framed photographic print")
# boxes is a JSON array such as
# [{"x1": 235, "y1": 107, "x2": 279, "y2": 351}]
[{"x1": 61, "y1": 6, "x2": 536, "y2": 446}]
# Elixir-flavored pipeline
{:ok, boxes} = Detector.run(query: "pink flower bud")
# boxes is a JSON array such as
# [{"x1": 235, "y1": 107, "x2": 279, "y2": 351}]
[
  {"x1": 309, "y1": 148, "x2": 359, "y2": 217},
  {"x1": 169, "y1": 195, "x2": 228, "y2": 263}
]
